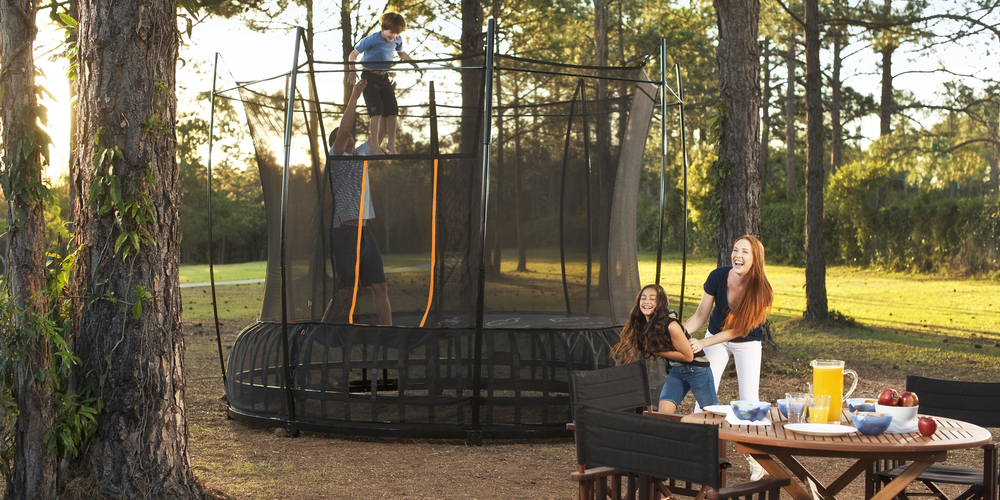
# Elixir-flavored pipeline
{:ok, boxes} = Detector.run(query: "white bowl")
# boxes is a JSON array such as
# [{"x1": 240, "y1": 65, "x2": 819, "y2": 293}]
[{"x1": 875, "y1": 404, "x2": 918, "y2": 425}]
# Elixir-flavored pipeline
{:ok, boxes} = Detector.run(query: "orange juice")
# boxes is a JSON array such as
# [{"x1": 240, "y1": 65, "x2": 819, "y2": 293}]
[
  {"x1": 813, "y1": 365, "x2": 843, "y2": 424},
  {"x1": 809, "y1": 406, "x2": 829, "y2": 424}
]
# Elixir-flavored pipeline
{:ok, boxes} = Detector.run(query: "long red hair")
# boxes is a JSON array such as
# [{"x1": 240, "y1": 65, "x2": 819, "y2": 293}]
[
  {"x1": 724, "y1": 235, "x2": 774, "y2": 337},
  {"x1": 611, "y1": 284, "x2": 676, "y2": 363}
]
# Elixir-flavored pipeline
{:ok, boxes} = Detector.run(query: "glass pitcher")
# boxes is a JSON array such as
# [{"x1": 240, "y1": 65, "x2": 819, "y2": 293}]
[{"x1": 809, "y1": 359, "x2": 858, "y2": 424}]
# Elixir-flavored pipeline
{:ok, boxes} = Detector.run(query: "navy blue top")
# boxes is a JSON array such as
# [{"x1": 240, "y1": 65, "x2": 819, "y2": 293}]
[{"x1": 704, "y1": 266, "x2": 764, "y2": 342}]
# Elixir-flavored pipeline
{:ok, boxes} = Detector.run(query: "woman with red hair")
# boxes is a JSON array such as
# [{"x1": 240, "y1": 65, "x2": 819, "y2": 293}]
[{"x1": 686, "y1": 235, "x2": 774, "y2": 480}]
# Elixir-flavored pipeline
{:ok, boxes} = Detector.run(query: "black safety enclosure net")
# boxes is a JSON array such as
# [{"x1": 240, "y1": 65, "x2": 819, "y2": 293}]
[{"x1": 212, "y1": 21, "x2": 677, "y2": 440}]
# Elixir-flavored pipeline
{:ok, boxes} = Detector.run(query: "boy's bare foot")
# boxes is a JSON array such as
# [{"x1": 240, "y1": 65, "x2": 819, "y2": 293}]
[
  {"x1": 368, "y1": 138, "x2": 383, "y2": 155},
  {"x1": 387, "y1": 144, "x2": 398, "y2": 154}
]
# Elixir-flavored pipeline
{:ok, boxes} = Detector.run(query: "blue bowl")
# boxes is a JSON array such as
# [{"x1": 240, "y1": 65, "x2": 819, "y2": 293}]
[
  {"x1": 851, "y1": 412, "x2": 893, "y2": 435},
  {"x1": 847, "y1": 398, "x2": 877, "y2": 413},
  {"x1": 776, "y1": 399, "x2": 789, "y2": 418},
  {"x1": 731, "y1": 401, "x2": 771, "y2": 422}
]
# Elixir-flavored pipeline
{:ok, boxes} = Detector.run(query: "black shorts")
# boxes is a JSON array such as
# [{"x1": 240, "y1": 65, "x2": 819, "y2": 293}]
[
  {"x1": 361, "y1": 71, "x2": 399, "y2": 117},
  {"x1": 332, "y1": 225, "x2": 386, "y2": 289}
]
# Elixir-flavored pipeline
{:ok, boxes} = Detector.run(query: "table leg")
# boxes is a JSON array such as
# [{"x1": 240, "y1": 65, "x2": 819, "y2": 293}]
[
  {"x1": 869, "y1": 461, "x2": 933, "y2": 500},
  {"x1": 749, "y1": 453, "x2": 814, "y2": 500}
]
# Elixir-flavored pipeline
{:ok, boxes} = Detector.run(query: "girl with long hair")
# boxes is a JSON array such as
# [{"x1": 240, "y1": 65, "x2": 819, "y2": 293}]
[
  {"x1": 611, "y1": 284, "x2": 717, "y2": 414},
  {"x1": 685, "y1": 235, "x2": 774, "y2": 479}
]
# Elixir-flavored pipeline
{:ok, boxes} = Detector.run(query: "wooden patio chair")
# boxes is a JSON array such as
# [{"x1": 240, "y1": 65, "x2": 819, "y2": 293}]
[
  {"x1": 869, "y1": 376, "x2": 1000, "y2": 500},
  {"x1": 572, "y1": 405, "x2": 788, "y2": 500}
]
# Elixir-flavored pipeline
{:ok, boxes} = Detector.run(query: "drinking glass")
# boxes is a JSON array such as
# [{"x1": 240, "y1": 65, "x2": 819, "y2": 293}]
[
  {"x1": 785, "y1": 392, "x2": 809, "y2": 424},
  {"x1": 809, "y1": 394, "x2": 832, "y2": 424}
]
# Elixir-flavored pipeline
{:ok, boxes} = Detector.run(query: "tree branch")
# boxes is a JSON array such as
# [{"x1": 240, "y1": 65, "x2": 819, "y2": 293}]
[
  {"x1": 945, "y1": 138, "x2": 1000, "y2": 153},
  {"x1": 772, "y1": 0, "x2": 806, "y2": 29}
]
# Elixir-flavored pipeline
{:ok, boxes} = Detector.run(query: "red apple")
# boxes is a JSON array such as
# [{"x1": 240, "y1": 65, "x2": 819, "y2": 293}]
[
  {"x1": 899, "y1": 391, "x2": 920, "y2": 407},
  {"x1": 878, "y1": 388, "x2": 901, "y2": 406},
  {"x1": 918, "y1": 416, "x2": 937, "y2": 436}
]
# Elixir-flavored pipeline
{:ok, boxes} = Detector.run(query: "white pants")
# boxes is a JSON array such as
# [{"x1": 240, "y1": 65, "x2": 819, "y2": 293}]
[{"x1": 703, "y1": 331, "x2": 762, "y2": 402}]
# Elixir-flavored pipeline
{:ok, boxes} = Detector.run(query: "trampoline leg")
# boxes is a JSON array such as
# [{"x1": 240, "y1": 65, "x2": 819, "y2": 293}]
[{"x1": 466, "y1": 430, "x2": 483, "y2": 447}]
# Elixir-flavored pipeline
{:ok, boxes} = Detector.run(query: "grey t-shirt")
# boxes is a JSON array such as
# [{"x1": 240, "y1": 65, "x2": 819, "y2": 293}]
[{"x1": 329, "y1": 142, "x2": 375, "y2": 228}]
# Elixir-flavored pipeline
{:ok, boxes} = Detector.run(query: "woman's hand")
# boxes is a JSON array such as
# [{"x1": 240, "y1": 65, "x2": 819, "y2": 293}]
[{"x1": 689, "y1": 338, "x2": 704, "y2": 352}]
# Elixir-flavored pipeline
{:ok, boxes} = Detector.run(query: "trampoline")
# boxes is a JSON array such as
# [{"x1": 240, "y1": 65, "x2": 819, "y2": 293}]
[{"x1": 207, "y1": 19, "x2": 690, "y2": 442}]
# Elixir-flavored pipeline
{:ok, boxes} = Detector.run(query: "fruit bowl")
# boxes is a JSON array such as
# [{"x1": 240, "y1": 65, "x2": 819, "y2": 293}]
[
  {"x1": 847, "y1": 398, "x2": 877, "y2": 413},
  {"x1": 876, "y1": 404, "x2": 918, "y2": 425},
  {"x1": 851, "y1": 412, "x2": 893, "y2": 435},
  {"x1": 731, "y1": 401, "x2": 771, "y2": 421}
]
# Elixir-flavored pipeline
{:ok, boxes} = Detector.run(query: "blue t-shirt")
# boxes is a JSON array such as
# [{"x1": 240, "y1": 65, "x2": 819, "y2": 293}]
[
  {"x1": 355, "y1": 32, "x2": 404, "y2": 71},
  {"x1": 704, "y1": 266, "x2": 764, "y2": 342}
]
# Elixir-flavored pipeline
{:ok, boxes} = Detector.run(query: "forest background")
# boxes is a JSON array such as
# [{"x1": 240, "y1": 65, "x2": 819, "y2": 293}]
[{"x1": 9, "y1": 0, "x2": 1000, "y2": 276}]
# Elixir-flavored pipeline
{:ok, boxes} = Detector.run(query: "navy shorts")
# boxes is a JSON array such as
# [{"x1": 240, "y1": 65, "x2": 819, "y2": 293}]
[
  {"x1": 332, "y1": 225, "x2": 387, "y2": 289},
  {"x1": 361, "y1": 71, "x2": 399, "y2": 117}
]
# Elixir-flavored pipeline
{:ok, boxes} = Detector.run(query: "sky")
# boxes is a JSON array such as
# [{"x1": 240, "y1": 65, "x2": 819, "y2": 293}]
[{"x1": 32, "y1": 1, "x2": 999, "y2": 183}]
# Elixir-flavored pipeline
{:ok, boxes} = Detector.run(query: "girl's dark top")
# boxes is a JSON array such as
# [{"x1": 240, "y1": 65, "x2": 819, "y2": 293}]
[
  {"x1": 639, "y1": 311, "x2": 710, "y2": 367},
  {"x1": 704, "y1": 266, "x2": 764, "y2": 342}
]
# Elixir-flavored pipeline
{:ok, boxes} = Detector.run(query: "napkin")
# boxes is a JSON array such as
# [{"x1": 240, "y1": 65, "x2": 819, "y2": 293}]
[
  {"x1": 886, "y1": 418, "x2": 919, "y2": 434},
  {"x1": 725, "y1": 410, "x2": 772, "y2": 427}
]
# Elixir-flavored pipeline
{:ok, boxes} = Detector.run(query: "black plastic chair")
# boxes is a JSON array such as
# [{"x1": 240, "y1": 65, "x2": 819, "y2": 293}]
[
  {"x1": 870, "y1": 376, "x2": 1000, "y2": 500},
  {"x1": 572, "y1": 406, "x2": 788, "y2": 500}
]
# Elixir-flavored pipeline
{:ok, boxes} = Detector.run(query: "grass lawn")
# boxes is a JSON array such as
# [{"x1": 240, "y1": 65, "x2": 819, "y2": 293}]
[{"x1": 180, "y1": 252, "x2": 1000, "y2": 377}]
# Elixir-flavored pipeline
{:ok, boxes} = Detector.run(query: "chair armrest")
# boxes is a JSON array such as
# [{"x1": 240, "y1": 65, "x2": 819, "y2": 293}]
[
  {"x1": 705, "y1": 477, "x2": 790, "y2": 500},
  {"x1": 643, "y1": 410, "x2": 683, "y2": 421},
  {"x1": 570, "y1": 466, "x2": 627, "y2": 482}
]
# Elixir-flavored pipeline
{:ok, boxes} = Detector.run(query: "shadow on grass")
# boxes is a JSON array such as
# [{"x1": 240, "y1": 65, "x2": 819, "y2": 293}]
[{"x1": 772, "y1": 316, "x2": 1000, "y2": 382}]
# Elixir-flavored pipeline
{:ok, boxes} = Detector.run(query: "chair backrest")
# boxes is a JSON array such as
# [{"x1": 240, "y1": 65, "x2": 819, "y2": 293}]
[
  {"x1": 906, "y1": 376, "x2": 1000, "y2": 427},
  {"x1": 568, "y1": 362, "x2": 651, "y2": 420},
  {"x1": 574, "y1": 405, "x2": 721, "y2": 489}
]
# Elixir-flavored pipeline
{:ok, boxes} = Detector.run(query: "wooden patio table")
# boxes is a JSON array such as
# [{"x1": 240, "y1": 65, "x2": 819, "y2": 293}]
[{"x1": 680, "y1": 407, "x2": 992, "y2": 500}]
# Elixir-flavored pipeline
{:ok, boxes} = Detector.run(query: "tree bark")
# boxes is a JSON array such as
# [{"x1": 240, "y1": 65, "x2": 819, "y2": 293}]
[
  {"x1": 990, "y1": 102, "x2": 999, "y2": 194},
  {"x1": 803, "y1": 0, "x2": 828, "y2": 320},
  {"x1": 341, "y1": 0, "x2": 353, "y2": 107},
  {"x1": 71, "y1": 0, "x2": 201, "y2": 497},
  {"x1": 760, "y1": 38, "x2": 772, "y2": 182},
  {"x1": 594, "y1": 0, "x2": 614, "y2": 299},
  {"x1": 784, "y1": 39, "x2": 796, "y2": 198},
  {"x1": 461, "y1": 0, "x2": 483, "y2": 154},
  {"x1": 879, "y1": 0, "x2": 894, "y2": 137},
  {"x1": 1, "y1": 0, "x2": 58, "y2": 496},
  {"x1": 713, "y1": 0, "x2": 762, "y2": 264},
  {"x1": 829, "y1": 0, "x2": 844, "y2": 176}
]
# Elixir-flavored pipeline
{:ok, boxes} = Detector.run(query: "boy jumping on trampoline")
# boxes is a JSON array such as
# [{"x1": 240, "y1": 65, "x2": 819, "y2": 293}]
[
  {"x1": 324, "y1": 79, "x2": 392, "y2": 326},
  {"x1": 347, "y1": 11, "x2": 420, "y2": 155}
]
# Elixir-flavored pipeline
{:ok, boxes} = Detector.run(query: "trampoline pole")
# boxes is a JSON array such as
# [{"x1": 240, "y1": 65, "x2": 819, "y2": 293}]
[
  {"x1": 579, "y1": 79, "x2": 594, "y2": 313},
  {"x1": 676, "y1": 62, "x2": 690, "y2": 320},
  {"x1": 559, "y1": 81, "x2": 583, "y2": 315},
  {"x1": 472, "y1": 18, "x2": 497, "y2": 441},
  {"x1": 655, "y1": 39, "x2": 667, "y2": 286},
  {"x1": 208, "y1": 52, "x2": 227, "y2": 386},
  {"x1": 277, "y1": 27, "x2": 304, "y2": 434}
]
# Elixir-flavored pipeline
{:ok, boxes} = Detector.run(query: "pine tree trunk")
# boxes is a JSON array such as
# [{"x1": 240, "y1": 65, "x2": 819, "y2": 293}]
[
  {"x1": 713, "y1": 0, "x2": 762, "y2": 263},
  {"x1": 1, "y1": 0, "x2": 58, "y2": 496},
  {"x1": 829, "y1": 0, "x2": 844, "y2": 176},
  {"x1": 784, "y1": 39, "x2": 796, "y2": 198},
  {"x1": 71, "y1": 0, "x2": 201, "y2": 497},
  {"x1": 804, "y1": 0, "x2": 828, "y2": 320},
  {"x1": 760, "y1": 38, "x2": 772, "y2": 182},
  {"x1": 879, "y1": 0, "x2": 894, "y2": 137}
]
